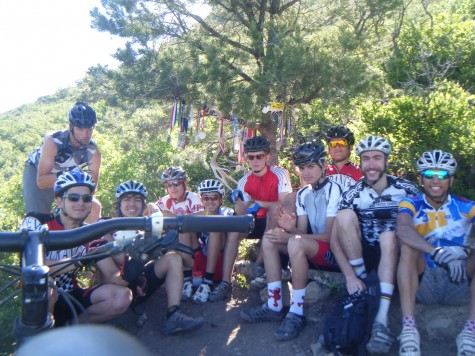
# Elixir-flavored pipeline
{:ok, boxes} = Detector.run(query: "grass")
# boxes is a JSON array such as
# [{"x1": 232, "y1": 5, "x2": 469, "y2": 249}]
[{"x1": 0, "y1": 252, "x2": 20, "y2": 355}]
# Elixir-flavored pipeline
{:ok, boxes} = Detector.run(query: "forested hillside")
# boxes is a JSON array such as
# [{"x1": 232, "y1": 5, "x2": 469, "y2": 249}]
[{"x1": 0, "y1": 0, "x2": 474, "y2": 232}]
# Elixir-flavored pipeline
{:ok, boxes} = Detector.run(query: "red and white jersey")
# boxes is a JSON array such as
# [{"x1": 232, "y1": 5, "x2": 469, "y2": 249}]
[
  {"x1": 326, "y1": 161, "x2": 363, "y2": 190},
  {"x1": 237, "y1": 165, "x2": 292, "y2": 218},
  {"x1": 156, "y1": 191, "x2": 204, "y2": 215}
]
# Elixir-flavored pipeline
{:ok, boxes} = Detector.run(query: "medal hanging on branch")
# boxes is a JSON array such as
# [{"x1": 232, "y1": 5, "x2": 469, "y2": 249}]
[{"x1": 262, "y1": 102, "x2": 286, "y2": 150}]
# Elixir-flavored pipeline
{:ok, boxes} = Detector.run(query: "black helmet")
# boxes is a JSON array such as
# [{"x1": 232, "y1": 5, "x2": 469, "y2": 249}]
[
  {"x1": 160, "y1": 166, "x2": 187, "y2": 182},
  {"x1": 292, "y1": 141, "x2": 327, "y2": 167},
  {"x1": 243, "y1": 136, "x2": 270, "y2": 153},
  {"x1": 325, "y1": 126, "x2": 355, "y2": 145},
  {"x1": 67, "y1": 102, "x2": 97, "y2": 128}
]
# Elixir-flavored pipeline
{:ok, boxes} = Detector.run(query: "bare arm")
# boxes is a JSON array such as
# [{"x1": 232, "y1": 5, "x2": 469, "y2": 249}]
[
  {"x1": 396, "y1": 212, "x2": 435, "y2": 254},
  {"x1": 36, "y1": 136, "x2": 58, "y2": 189},
  {"x1": 87, "y1": 148, "x2": 101, "y2": 184}
]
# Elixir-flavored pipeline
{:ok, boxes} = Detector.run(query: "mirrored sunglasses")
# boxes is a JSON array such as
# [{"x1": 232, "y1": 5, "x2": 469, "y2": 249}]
[
  {"x1": 246, "y1": 153, "x2": 266, "y2": 161},
  {"x1": 202, "y1": 195, "x2": 220, "y2": 202},
  {"x1": 165, "y1": 181, "x2": 182, "y2": 188},
  {"x1": 63, "y1": 194, "x2": 94, "y2": 203},
  {"x1": 329, "y1": 140, "x2": 349, "y2": 148},
  {"x1": 421, "y1": 170, "x2": 450, "y2": 180}
]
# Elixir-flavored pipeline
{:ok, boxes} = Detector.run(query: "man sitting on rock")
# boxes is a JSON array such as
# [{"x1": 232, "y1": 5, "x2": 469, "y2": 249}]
[
  {"x1": 396, "y1": 150, "x2": 475, "y2": 356},
  {"x1": 240, "y1": 140, "x2": 342, "y2": 341}
]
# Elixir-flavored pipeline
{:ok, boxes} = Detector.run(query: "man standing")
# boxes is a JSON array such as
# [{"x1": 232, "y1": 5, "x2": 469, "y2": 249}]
[
  {"x1": 396, "y1": 150, "x2": 475, "y2": 356},
  {"x1": 325, "y1": 125, "x2": 363, "y2": 189},
  {"x1": 23, "y1": 102, "x2": 101, "y2": 222},
  {"x1": 330, "y1": 135, "x2": 419, "y2": 354}
]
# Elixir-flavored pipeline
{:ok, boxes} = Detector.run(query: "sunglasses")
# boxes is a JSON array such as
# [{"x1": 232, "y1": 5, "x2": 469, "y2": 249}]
[
  {"x1": 246, "y1": 153, "x2": 266, "y2": 161},
  {"x1": 63, "y1": 194, "x2": 94, "y2": 203},
  {"x1": 165, "y1": 181, "x2": 182, "y2": 188},
  {"x1": 202, "y1": 195, "x2": 220, "y2": 202},
  {"x1": 422, "y1": 170, "x2": 451, "y2": 180},
  {"x1": 329, "y1": 140, "x2": 349, "y2": 148}
]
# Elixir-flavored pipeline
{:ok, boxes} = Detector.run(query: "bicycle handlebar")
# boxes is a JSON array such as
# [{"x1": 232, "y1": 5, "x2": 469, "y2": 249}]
[{"x1": 0, "y1": 214, "x2": 254, "y2": 252}]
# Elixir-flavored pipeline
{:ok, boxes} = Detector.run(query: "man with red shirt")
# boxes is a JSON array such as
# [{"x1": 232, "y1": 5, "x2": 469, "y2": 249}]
[
  {"x1": 325, "y1": 125, "x2": 363, "y2": 190},
  {"x1": 228, "y1": 136, "x2": 292, "y2": 274}
]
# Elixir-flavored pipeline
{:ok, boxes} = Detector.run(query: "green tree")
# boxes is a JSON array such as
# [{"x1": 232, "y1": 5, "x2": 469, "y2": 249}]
[{"x1": 89, "y1": 0, "x2": 405, "y2": 159}]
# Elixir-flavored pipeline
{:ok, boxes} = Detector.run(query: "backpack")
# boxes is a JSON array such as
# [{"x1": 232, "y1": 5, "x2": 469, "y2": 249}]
[{"x1": 322, "y1": 270, "x2": 380, "y2": 356}]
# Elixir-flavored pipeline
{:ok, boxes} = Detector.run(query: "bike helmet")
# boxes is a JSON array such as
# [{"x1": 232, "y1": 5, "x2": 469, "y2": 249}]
[
  {"x1": 417, "y1": 150, "x2": 457, "y2": 175},
  {"x1": 67, "y1": 102, "x2": 97, "y2": 128},
  {"x1": 160, "y1": 166, "x2": 187, "y2": 182},
  {"x1": 325, "y1": 125, "x2": 355, "y2": 145},
  {"x1": 54, "y1": 171, "x2": 96, "y2": 196},
  {"x1": 243, "y1": 136, "x2": 271, "y2": 153},
  {"x1": 115, "y1": 180, "x2": 148, "y2": 200},
  {"x1": 355, "y1": 135, "x2": 392, "y2": 156},
  {"x1": 292, "y1": 141, "x2": 327, "y2": 167},
  {"x1": 197, "y1": 179, "x2": 225, "y2": 196}
]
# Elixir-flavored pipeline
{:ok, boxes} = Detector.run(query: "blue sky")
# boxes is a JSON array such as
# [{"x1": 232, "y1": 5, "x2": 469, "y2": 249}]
[{"x1": 0, "y1": 0, "x2": 125, "y2": 114}]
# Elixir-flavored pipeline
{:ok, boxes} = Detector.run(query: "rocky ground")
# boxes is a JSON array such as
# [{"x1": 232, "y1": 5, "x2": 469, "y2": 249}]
[{"x1": 111, "y1": 261, "x2": 469, "y2": 355}]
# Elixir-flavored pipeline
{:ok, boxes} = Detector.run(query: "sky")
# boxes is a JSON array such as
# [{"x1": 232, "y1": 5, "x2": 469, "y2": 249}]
[{"x1": 0, "y1": 0, "x2": 126, "y2": 114}]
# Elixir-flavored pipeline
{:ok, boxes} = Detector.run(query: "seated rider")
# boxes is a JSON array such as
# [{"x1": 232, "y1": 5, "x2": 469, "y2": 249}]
[
  {"x1": 97, "y1": 180, "x2": 204, "y2": 335},
  {"x1": 155, "y1": 166, "x2": 205, "y2": 301},
  {"x1": 396, "y1": 150, "x2": 475, "y2": 356},
  {"x1": 240, "y1": 140, "x2": 342, "y2": 341},
  {"x1": 191, "y1": 179, "x2": 240, "y2": 303},
  {"x1": 20, "y1": 171, "x2": 131, "y2": 327}
]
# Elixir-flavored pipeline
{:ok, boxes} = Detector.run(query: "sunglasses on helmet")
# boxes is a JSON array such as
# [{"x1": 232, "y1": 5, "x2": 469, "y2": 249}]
[
  {"x1": 63, "y1": 194, "x2": 94, "y2": 203},
  {"x1": 421, "y1": 170, "x2": 450, "y2": 180}
]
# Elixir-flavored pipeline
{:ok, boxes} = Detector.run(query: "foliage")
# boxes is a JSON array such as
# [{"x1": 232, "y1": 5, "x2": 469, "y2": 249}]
[
  {"x1": 356, "y1": 80, "x2": 475, "y2": 198},
  {"x1": 0, "y1": 252, "x2": 20, "y2": 354}
]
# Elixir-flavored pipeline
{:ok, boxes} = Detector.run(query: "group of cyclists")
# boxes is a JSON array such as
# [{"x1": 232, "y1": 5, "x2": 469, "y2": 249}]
[{"x1": 20, "y1": 102, "x2": 475, "y2": 356}]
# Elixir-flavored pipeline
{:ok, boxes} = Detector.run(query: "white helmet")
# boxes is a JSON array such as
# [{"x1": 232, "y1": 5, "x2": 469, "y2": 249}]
[
  {"x1": 417, "y1": 150, "x2": 457, "y2": 175},
  {"x1": 115, "y1": 180, "x2": 148, "y2": 200},
  {"x1": 197, "y1": 179, "x2": 225, "y2": 196},
  {"x1": 356, "y1": 135, "x2": 392, "y2": 156}
]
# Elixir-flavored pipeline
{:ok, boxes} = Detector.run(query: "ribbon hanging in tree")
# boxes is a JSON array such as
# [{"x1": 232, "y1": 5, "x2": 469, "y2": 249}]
[
  {"x1": 218, "y1": 117, "x2": 226, "y2": 153},
  {"x1": 170, "y1": 98, "x2": 178, "y2": 131}
]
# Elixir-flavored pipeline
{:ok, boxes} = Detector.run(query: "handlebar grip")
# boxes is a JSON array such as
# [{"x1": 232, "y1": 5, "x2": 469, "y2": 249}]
[{"x1": 178, "y1": 215, "x2": 254, "y2": 234}]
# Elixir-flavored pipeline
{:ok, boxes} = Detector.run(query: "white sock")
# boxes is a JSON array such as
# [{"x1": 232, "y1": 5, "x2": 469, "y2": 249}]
[
  {"x1": 375, "y1": 282, "x2": 394, "y2": 326},
  {"x1": 289, "y1": 287, "x2": 306, "y2": 316},
  {"x1": 349, "y1": 258, "x2": 367, "y2": 279},
  {"x1": 267, "y1": 281, "x2": 283, "y2": 312}
]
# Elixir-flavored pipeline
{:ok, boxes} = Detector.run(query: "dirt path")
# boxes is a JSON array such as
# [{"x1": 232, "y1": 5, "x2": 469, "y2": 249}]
[{"x1": 111, "y1": 280, "x2": 464, "y2": 355}]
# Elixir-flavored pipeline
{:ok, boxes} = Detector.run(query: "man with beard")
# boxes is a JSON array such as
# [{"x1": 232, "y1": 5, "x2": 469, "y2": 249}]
[
  {"x1": 396, "y1": 151, "x2": 475, "y2": 356},
  {"x1": 330, "y1": 135, "x2": 419, "y2": 354}
]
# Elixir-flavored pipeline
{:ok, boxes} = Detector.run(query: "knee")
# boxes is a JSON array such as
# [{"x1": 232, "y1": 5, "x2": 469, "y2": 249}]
[
  {"x1": 112, "y1": 287, "x2": 132, "y2": 315},
  {"x1": 165, "y1": 252, "x2": 183, "y2": 269},
  {"x1": 287, "y1": 236, "x2": 305, "y2": 257}
]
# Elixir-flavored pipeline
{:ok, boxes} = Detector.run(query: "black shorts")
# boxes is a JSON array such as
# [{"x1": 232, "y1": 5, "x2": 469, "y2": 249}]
[
  {"x1": 362, "y1": 239, "x2": 381, "y2": 274},
  {"x1": 54, "y1": 285, "x2": 100, "y2": 327},
  {"x1": 128, "y1": 263, "x2": 165, "y2": 305},
  {"x1": 246, "y1": 217, "x2": 267, "y2": 239}
]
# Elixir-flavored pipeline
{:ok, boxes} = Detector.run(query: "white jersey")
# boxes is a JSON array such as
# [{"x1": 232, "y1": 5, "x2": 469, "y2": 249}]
[
  {"x1": 156, "y1": 191, "x2": 204, "y2": 214},
  {"x1": 295, "y1": 179, "x2": 342, "y2": 234}
]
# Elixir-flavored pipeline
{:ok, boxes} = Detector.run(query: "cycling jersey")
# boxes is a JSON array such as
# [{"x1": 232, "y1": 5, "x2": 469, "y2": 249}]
[
  {"x1": 26, "y1": 130, "x2": 97, "y2": 173},
  {"x1": 20, "y1": 213, "x2": 85, "y2": 292},
  {"x1": 237, "y1": 165, "x2": 292, "y2": 218},
  {"x1": 339, "y1": 175, "x2": 419, "y2": 245},
  {"x1": 326, "y1": 161, "x2": 363, "y2": 190},
  {"x1": 156, "y1": 191, "x2": 204, "y2": 214},
  {"x1": 398, "y1": 193, "x2": 475, "y2": 268},
  {"x1": 295, "y1": 179, "x2": 342, "y2": 234}
]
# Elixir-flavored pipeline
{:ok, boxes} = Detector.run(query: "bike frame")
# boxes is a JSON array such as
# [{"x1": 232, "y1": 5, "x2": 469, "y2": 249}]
[{"x1": 0, "y1": 214, "x2": 254, "y2": 344}]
